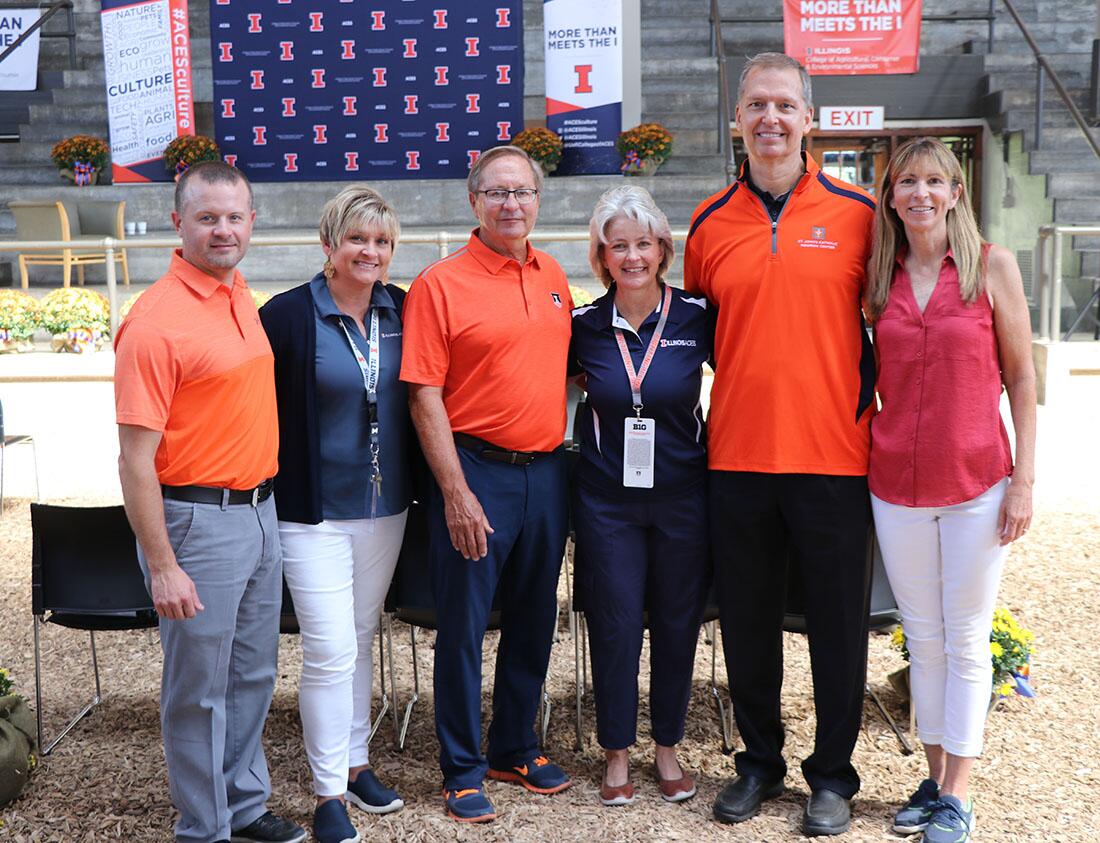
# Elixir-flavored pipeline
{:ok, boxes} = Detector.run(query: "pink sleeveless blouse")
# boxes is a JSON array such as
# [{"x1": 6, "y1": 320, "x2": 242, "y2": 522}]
[{"x1": 869, "y1": 249, "x2": 1013, "y2": 506}]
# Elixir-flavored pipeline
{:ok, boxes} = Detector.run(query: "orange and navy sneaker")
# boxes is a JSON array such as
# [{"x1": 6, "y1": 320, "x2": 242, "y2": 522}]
[
  {"x1": 443, "y1": 786, "x2": 497, "y2": 823},
  {"x1": 487, "y1": 755, "x2": 572, "y2": 794}
]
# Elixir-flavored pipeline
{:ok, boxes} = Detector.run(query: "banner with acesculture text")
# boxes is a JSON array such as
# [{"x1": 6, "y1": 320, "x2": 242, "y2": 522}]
[
  {"x1": 783, "y1": 0, "x2": 921, "y2": 76},
  {"x1": 101, "y1": 0, "x2": 195, "y2": 182}
]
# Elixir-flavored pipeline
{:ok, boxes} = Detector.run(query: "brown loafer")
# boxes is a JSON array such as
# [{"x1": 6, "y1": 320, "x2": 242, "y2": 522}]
[
  {"x1": 599, "y1": 779, "x2": 636, "y2": 806},
  {"x1": 655, "y1": 765, "x2": 697, "y2": 803}
]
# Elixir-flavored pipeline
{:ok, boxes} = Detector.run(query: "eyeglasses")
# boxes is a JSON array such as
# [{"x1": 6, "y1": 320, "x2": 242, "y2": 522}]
[{"x1": 477, "y1": 188, "x2": 539, "y2": 205}]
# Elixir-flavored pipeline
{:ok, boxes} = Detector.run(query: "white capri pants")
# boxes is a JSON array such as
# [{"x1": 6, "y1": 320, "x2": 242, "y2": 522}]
[
  {"x1": 279, "y1": 511, "x2": 407, "y2": 797},
  {"x1": 871, "y1": 478, "x2": 1008, "y2": 758}
]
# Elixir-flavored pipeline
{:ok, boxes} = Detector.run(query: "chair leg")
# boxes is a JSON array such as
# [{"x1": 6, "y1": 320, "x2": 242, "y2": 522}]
[
  {"x1": 866, "y1": 682, "x2": 914, "y2": 755},
  {"x1": 120, "y1": 250, "x2": 130, "y2": 286},
  {"x1": 574, "y1": 611, "x2": 584, "y2": 750},
  {"x1": 18, "y1": 254, "x2": 29, "y2": 289},
  {"x1": 30, "y1": 438, "x2": 39, "y2": 502},
  {"x1": 384, "y1": 613, "x2": 400, "y2": 746},
  {"x1": 63, "y1": 252, "x2": 72, "y2": 288},
  {"x1": 1, "y1": 445, "x2": 5, "y2": 517},
  {"x1": 77, "y1": 263, "x2": 85, "y2": 286},
  {"x1": 396, "y1": 625, "x2": 420, "y2": 751},
  {"x1": 707, "y1": 620, "x2": 736, "y2": 754},
  {"x1": 34, "y1": 619, "x2": 104, "y2": 756},
  {"x1": 368, "y1": 615, "x2": 389, "y2": 746}
]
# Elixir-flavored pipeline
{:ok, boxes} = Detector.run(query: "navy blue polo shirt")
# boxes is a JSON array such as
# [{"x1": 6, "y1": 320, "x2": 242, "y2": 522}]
[
  {"x1": 311, "y1": 275, "x2": 409, "y2": 519},
  {"x1": 569, "y1": 284, "x2": 713, "y2": 500}
]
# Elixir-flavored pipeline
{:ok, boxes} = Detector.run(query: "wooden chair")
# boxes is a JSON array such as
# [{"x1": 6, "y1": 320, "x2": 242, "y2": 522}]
[{"x1": 10, "y1": 199, "x2": 130, "y2": 288}]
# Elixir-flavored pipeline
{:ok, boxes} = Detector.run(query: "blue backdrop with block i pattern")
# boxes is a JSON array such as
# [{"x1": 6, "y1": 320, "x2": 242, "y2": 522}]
[{"x1": 210, "y1": 0, "x2": 524, "y2": 181}]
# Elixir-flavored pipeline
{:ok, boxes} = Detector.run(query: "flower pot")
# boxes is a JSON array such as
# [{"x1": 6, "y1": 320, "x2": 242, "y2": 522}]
[
  {"x1": 0, "y1": 694, "x2": 36, "y2": 809},
  {"x1": 622, "y1": 156, "x2": 665, "y2": 177},
  {"x1": 51, "y1": 327, "x2": 104, "y2": 354},
  {"x1": 887, "y1": 665, "x2": 910, "y2": 701},
  {"x1": 59, "y1": 167, "x2": 99, "y2": 186},
  {"x1": 0, "y1": 337, "x2": 35, "y2": 354},
  {"x1": 538, "y1": 160, "x2": 558, "y2": 177}
]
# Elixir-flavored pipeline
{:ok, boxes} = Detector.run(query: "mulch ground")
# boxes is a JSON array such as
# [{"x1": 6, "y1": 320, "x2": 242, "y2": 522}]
[{"x1": 1, "y1": 495, "x2": 1096, "y2": 842}]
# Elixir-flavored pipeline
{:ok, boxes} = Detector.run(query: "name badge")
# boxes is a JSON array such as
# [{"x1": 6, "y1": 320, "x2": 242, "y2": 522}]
[{"x1": 623, "y1": 417, "x2": 656, "y2": 488}]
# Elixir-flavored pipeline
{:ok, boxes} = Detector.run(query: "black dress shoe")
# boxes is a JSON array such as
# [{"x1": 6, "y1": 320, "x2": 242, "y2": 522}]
[
  {"x1": 712, "y1": 774, "x2": 785, "y2": 824},
  {"x1": 803, "y1": 789, "x2": 851, "y2": 836}
]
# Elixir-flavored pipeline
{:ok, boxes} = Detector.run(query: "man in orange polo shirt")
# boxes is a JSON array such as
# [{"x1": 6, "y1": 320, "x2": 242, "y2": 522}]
[
  {"x1": 401, "y1": 146, "x2": 574, "y2": 823},
  {"x1": 684, "y1": 54, "x2": 876, "y2": 836},
  {"x1": 115, "y1": 162, "x2": 304, "y2": 843}
]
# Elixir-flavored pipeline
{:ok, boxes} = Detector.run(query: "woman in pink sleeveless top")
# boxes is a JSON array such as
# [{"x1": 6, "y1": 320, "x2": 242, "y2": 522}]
[{"x1": 865, "y1": 138, "x2": 1035, "y2": 843}]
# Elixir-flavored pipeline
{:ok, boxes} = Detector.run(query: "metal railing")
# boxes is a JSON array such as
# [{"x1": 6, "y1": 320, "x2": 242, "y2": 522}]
[
  {"x1": 708, "y1": 0, "x2": 737, "y2": 184},
  {"x1": 1036, "y1": 223, "x2": 1100, "y2": 341},
  {"x1": 0, "y1": 1, "x2": 76, "y2": 70},
  {"x1": 1, "y1": 227, "x2": 693, "y2": 335},
  {"x1": 999, "y1": 0, "x2": 1100, "y2": 159}
]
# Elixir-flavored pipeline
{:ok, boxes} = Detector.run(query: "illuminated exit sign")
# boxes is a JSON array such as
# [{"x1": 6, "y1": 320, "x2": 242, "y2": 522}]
[{"x1": 818, "y1": 106, "x2": 885, "y2": 131}]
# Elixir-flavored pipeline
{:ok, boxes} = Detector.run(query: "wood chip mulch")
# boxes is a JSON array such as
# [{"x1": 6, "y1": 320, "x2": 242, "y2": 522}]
[{"x1": 1, "y1": 497, "x2": 1096, "y2": 842}]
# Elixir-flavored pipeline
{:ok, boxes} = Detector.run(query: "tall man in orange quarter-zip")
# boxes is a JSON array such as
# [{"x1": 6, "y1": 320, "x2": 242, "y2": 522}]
[{"x1": 684, "y1": 53, "x2": 876, "y2": 837}]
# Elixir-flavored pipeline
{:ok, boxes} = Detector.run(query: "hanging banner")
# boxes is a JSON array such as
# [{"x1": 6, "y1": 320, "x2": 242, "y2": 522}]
[
  {"x1": 783, "y1": 0, "x2": 921, "y2": 76},
  {"x1": 211, "y1": 1, "x2": 524, "y2": 182},
  {"x1": 0, "y1": 9, "x2": 41, "y2": 91},
  {"x1": 544, "y1": 0, "x2": 622, "y2": 175},
  {"x1": 101, "y1": 0, "x2": 194, "y2": 183}
]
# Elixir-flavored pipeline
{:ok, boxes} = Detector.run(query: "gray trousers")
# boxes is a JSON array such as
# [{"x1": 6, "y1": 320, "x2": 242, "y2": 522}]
[{"x1": 138, "y1": 495, "x2": 282, "y2": 843}]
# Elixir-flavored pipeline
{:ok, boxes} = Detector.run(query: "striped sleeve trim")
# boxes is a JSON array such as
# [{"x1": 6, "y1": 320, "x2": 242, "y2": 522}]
[
  {"x1": 687, "y1": 182, "x2": 740, "y2": 240},
  {"x1": 815, "y1": 173, "x2": 876, "y2": 212}
]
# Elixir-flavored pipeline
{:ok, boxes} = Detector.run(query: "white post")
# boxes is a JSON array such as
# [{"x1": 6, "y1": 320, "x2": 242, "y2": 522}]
[
  {"x1": 621, "y1": 0, "x2": 642, "y2": 130},
  {"x1": 1051, "y1": 228, "x2": 1064, "y2": 341},
  {"x1": 105, "y1": 239, "x2": 119, "y2": 336}
]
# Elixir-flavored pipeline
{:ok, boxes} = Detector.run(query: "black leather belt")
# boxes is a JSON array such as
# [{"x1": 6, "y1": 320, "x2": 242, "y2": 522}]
[
  {"x1": 161, "y1": 478, "x2": 274, "y2": 506},
  {"x1": 453, "y1": 432, "x2": 544, "y2": 466}
]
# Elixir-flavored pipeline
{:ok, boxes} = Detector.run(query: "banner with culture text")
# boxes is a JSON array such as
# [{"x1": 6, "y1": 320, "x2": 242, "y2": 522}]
[
  {"x1": 0, "y1": 8, "x2": 42, "y2": 91},
  {"x1": 544, "y1": 0, "x2": 622, "y2": 175},
  {"x1": 210, "y1": 1, "x2": 524, "y2": 182},
  {"x1": 783, "y1": 0, "x2": 922, "y2": 76},
  {"x1": 101, "y1": 0, "x2": 195, "y2": 182}
]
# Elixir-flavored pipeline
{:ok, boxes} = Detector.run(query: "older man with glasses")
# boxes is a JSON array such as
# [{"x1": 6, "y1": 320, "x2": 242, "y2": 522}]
[{"x1": 400, "y1": 145, "x2": 574, "y2": 824}]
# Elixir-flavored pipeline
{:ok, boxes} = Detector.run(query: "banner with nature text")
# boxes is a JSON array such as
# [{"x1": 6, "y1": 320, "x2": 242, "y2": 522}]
[
  {"x1": 783, "y1": 0, "x2": 922, "y2": 76},
  {"x1": 101, "y1": 0, "x2": 195, "y2": 183}
]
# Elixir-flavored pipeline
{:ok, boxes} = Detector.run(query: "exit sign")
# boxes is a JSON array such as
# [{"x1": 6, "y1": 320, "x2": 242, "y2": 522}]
[{"x1": 819, "y1": 106, "x2": 885, "y2": 131}]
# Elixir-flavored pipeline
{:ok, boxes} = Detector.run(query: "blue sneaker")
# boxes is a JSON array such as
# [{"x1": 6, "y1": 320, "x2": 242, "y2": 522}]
[
  {"x1": 923, "y1": 794, "x2": 975, "y2": 843},
  {"x1": 892, "y1": 778, "x2": 940, "y2": 834},
  {"x1": 345, "y1": 768, "x2": 403, "y2": 815},
  {"x1": 443, "y1": 786, "x2": 497, "y2": 823},
  {"x1": 487, "y1": 754, "x2": 572, "y2": 794},
  {"x1": 312, "y1": 800, "x2": 359, "y2": 843}
]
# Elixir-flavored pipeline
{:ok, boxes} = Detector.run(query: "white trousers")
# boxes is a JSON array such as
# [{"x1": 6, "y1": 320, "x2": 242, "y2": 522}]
[
  {"x1": 871, "y1": 479, "x2": 1008, "y2": 758},
  {"x1": 279, "y1": 511, "x2": 407, "y2": 797}
]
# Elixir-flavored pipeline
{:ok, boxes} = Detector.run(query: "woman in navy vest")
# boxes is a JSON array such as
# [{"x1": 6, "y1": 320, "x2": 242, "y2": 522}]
[
  {"x1": 260, "y1": 186, "x2": 409, "y2": 843},
  {"x1": 570, "y1": 185, "x2": 713, "y2": 807}
]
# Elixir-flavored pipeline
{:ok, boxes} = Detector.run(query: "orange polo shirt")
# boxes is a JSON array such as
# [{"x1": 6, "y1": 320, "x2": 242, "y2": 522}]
[
  {"x1": 684, "y1": 155, "x2": 875, "y2": 475},
  {"x1": 400, "y1": 230, "x2": 573, "y2": 452},
  {"x1": 114, "y1": 250, "x2": 278, "y2": 489}
]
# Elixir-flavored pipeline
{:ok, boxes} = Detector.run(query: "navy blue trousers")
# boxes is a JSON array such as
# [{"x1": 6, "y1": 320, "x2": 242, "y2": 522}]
[
  {"x1": 572, "y1": 482, "x2": 709, "y2": 749},
  {"x1": 429, "y1": 446, "x2": 568, "y2": 790},
  {"x1": 709, "y1": 471, "x2": 872, "y2": 799}
]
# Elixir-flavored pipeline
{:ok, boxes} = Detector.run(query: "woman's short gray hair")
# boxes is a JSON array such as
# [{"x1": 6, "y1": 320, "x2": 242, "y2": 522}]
[
  {"x1": 588, "y1": 186, "x2": 675, "y2": 289},
  {"x1": 318, "y1": 184, "x2": 400, "y2": 252}
]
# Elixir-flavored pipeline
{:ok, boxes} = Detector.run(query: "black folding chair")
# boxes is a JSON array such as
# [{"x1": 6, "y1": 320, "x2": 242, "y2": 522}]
[
  {"x1": 0, "y1": 397, "x2": 39, "y2": 516},
  {"x1": 30, "y1": 504, "x2": 158, "y2": 755},
  {"x1": 382, "y1": 500, "x2": 550, "y2": 751}
]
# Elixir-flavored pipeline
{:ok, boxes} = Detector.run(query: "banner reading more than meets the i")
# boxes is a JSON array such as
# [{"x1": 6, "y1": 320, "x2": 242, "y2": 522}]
[
  {"x1": 101, "y1": 0, "x2": 194, "y2": 183},
  {"x1": 784, "y1": 0, "x2": 922, "y2": 76},
  {"x1": 544, "y1": 0, "x2": 622, "y2": 175},
  {"x1": 0, "y1": 9, "x2": 42, "y2": 91}
]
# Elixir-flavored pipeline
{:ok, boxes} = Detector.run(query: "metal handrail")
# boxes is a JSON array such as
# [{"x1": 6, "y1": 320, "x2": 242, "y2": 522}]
[
  {"x1": 999, "y1": 0, "x2": 1100, "y2": 159},
  {"x1": 708, "y1": 0, "x2": 737, "y2": 184},
  {"x1": 0, "y1": 1, "x2": 76, "y2": 70},
  {"x1": 1036, "y1": 223, "x2": 1100, "y2": 341},
  {"x1": 0, "y1": 227, "x2": 692, "y2": 334}
]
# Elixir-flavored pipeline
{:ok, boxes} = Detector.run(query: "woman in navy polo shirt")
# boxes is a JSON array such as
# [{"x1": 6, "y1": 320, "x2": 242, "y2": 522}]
[
  {"x1": 570, "y1": 185, "x2": 712, "y2": 808},
  {"x1": 260, "y1": 186, "x2": 409, "y2": 843}
]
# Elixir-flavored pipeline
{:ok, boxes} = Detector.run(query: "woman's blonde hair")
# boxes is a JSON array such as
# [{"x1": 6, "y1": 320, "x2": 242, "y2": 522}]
[
  {"x1": 318, "y1": 184, "x2": 401, "y2": 255},
  {"x1": 866, "y1": 137, "x2": 984, "y2": 319},
  {"x1": 587, "y1": 185, "x2": 675, "y2": 289}
]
